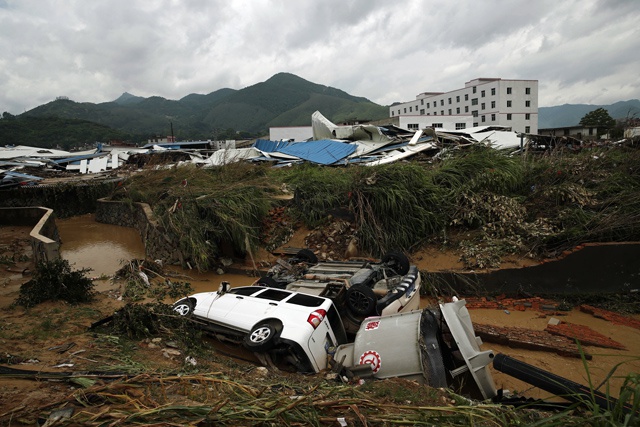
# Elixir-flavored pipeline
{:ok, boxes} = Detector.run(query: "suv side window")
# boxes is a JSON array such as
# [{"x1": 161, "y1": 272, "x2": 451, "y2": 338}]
[
  {"x1": 229, "y1": 287, "x2": 261, "y2": 296},
  {"x1": 253, "y1": 288, "x2": 291, "y2": 301}
]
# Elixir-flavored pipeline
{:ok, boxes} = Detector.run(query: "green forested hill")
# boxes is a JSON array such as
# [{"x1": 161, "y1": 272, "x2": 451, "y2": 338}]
[
  {"x1": 0, "y1": 115, "x2": 132, "y2": 150},
  {"x1": 11, "y1": 73, "x2": 388, "y2": 146}
]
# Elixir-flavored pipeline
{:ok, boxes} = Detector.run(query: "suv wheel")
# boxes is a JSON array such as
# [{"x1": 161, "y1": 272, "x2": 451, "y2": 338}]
[
  {"x1": 381, "y1": 251, "x2": 410, "y2": 276},
  {"x1": 244, "y1": 322, "x2": 279, "y2": 352},
  {"x1": 173, "y1": 299, "x2": 194, "y2": 316},
  {"x1": 296, "y1": 248, "x2": 318, "y2": 264}
]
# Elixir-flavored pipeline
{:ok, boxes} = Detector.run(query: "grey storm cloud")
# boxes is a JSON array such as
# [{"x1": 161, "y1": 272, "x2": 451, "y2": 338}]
[{"x1": 0, "y1": 0, "x2": 639, "y2": 115}]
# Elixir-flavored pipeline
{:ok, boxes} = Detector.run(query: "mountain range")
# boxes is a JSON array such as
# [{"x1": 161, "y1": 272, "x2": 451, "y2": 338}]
[
  {"x1": 17, "y1": 73, "x2": 388, "y2": 141},
  {"x1": 2, "y1": 72, "x2": 639, "y2": 148}
]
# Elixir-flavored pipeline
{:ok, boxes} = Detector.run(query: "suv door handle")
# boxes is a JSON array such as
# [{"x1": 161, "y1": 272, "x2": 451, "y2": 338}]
[
  {"x1": 269, "y1": 302, "x2": 277, "y2": 306},
  {"x1": 236, "y1": 296, "x2": 244, "y2": 299}
]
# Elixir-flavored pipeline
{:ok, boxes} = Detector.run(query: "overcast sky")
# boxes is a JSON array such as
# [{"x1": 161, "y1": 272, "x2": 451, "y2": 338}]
[{"x1": 1, "y1": 0, "x2": 639, "y2": 115}]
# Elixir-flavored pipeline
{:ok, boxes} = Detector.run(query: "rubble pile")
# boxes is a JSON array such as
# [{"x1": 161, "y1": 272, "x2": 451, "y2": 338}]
[
  {"x1": 580, "y1": 304, "x2": 640, "y2": 330},
  {"x1": 473, "y1": 323, "x2": 590, "y2": 359},
  {"x1": 303, "y1": 219, "x2": 357, "y2": 260},
  {"x1": 545, "y1": 322, "x2": 626, "y2": 350},
  {"x1": 463, "y1": 296, "x2": 561, "y2": 313}
]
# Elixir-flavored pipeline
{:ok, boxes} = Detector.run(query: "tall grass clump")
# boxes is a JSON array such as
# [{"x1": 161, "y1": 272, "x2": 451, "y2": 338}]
[
  {"x1": 349, "y1": 163, "x2": 446, "y2": 255},
  {"x1": 115, "y1": 163, "x2": 275, "y2": 271},
  {"x1": 276, "y1": 164, "x2": 353, "y2": 227},
  {"x1": 522, "y1": 146, "x2": 640, "y2": 254}
]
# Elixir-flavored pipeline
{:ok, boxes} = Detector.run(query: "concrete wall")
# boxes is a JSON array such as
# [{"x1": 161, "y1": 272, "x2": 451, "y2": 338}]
[
  {"x1": 95, "y1": 199, "x2": 186, "y2": 267},
  {"x1": 0, "y1": 207, "x2": 60, "y2": 263}
]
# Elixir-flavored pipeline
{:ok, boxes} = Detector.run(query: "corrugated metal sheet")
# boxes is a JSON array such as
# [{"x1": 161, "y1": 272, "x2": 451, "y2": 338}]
[{"x1": 254, "y1": 139, "x2": 356, "y2": 165}]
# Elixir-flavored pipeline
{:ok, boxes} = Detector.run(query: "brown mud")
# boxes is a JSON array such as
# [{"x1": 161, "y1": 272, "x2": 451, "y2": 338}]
[{"x1": 1, "y1": 217, "x2": 639, "y2": 417}]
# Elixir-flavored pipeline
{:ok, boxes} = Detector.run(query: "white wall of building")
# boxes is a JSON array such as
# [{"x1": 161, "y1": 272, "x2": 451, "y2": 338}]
[
  {"x1": 398, "y1": 115, "x2": 474, "y2": 131},
  {"x1": 390, "y1": 78, "x2": 538, "y2": 134},
  {"x1": 269, "y1": 126, "x2": 313, "y2": 141}
]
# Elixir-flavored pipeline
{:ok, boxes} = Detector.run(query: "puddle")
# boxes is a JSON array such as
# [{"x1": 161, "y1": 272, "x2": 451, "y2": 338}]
[{"x1": 57, "y1": 214, "x2": 146, "y2": 277}]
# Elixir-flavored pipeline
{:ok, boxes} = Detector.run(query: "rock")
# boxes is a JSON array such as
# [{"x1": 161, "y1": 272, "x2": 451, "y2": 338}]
[{"x1": 253, "y1": 367, "x2": 269, "y2": 377}]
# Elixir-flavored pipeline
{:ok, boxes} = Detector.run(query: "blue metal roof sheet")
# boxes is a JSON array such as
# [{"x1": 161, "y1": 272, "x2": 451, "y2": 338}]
[{"x1": 275, "y1": 139, "x2": 356, "y2": 165}]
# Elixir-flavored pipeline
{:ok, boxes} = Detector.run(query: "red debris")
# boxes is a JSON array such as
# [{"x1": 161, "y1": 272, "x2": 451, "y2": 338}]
[
  {"x1": 580, "y1": 305, "x2": 640, "y2": 331},
  {"x1": 473, "y1": 323, "x2": 591, "y2": 359},
  {"x1": 545, "y1": 322, "x2": 626, "y2": 350}
]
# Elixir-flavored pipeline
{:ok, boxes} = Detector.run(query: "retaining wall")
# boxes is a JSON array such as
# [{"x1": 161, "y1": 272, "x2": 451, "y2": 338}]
[
  {"x1": 95, "y1": 199, "x2": 185, "y2": 266},
  {"x1": 0, "y1": 180, "x2": 120, "y2": 218},
  {"x1": 0, "y1": 207, "x2": 60, "y2": 263}
]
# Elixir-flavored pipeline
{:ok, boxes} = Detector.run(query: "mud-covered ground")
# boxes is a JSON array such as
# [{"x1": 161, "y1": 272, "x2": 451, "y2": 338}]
[{"x1": 1, "y1": 223, "x2": 639, "y2": 425}]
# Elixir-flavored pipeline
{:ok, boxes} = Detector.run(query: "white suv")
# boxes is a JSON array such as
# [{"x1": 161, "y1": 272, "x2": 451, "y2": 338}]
[{"x1": 173, "y1": 284, "x2": 348, "y2": 373}]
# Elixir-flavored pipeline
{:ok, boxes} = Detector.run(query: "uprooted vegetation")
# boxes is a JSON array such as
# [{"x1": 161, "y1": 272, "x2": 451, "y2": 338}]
[
  {"x1": 13, "y1": 259, "x2": 96, "y2": 308},
  {"x1": 112, "y1": 144, "x2": 640, "y2": 270}
]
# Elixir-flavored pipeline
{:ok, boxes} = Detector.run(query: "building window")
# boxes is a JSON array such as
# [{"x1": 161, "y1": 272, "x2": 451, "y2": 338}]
[
  {"x1": 448, "y1": 109, "x2": 452, "y2": 115},
  {"x1": 441, "y1": 110, "x2": 444, "y2": 115},
  {"x1": 456, "y1": 107, "x2": 460, "y2": 114},
  {"x1": 473, "y1": 122, "x2": 478, "y2": 127},
  {"x1": 481, "y1": 103, "x2": 485, "y2": 110},
  {"x1": 525, "y1": 100, "x2": 531, "y2": 107},
  {"x1": 421, "y1": 99, "x2": 424, "y2": 105},
  {"x1": 465, "y1": 94, "x2": 469, "y2": 101},
  {"x1": 507, "y1": 113, "x2": 512, "y2": 120},
  {"x1": 427, "y1": 113, "x2": 430, "y2": 115},
  {"x1": 481, "y1": 90, "x2": 485, "y2": 97},
  {"x1": 434, "y1": 111, "x2": 437, "y2": 115},
  {"x1": 491, "y1": 113, "x2": 496, "y2": 121},
  {"x1": 404, "y1": 108, "x2": 406, "y2": 113},
  {"x1": 427, "y1": 103, "x2": 430, "y2": 108},
  {"x1": 507, "y1": 100, "x2": 512, "y2": 107},
  {"x1": 491, "y1": 88, "x2": 496, "y2": 96},
  {"x1": 408, "y1": 123, "x2": 419, "y2": 130},
  {"x1": 432, "y1": 123, "x2": 443, "y2": 128},
  {"x1": 491, "y1": 101, "x2": 496, "y2": 108},
  {"x1": 456, "y1": 95, "x2": 460, "y2": 102},
  {"x1": 525, "y1": 87, "x2": 531, "y2": 95},
  {"x1": 465, "y1": 106, "x2": 469, "y2": 113},
  {"x1": 481, "y1": 115, "x2": 486, "y2": 123},
  {"x1": 525, "y1": 113, "x2": 530, "y2": 120},
  {"x1": 420, "y1": 109, "x2": 425, "y2": 114},
  {"x1": 525, "y1": 126, "x2": 531, "y2": 133},
  {"x1": 448, "y1": 98, "x2": 452, "y2": 104},
  {"x1": 472, "y1": 110, "x2": 478, "y2": 117},
  {"x1": 589, "y1": 128, "x2": 594, "y2": 135},
  {"x1": 507, "y1": 87, "x2": 512, "y2": 94},
  {"x1": 471, "y1": 98, "x2": 478, "y2": 105},
  {"x1": 440, "y1": 100, "x2": 444, "y2": 106},
  {"x1": 473, "y1": 86, "x2": 477, "y2": 94},
  {"x1": 455, "y1": 123, "x2": 466, "y2": 130},
  {"x1": 409, "y1": 106, "x2": 412, "y2": 112}
]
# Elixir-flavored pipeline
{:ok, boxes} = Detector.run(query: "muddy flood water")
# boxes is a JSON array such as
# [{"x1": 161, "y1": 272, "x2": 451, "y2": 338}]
[
  {"x1": 53, "y1": 215, "x2": 640, "y2": 401},
  {"x1": 58, "y1": 214, "x2": 256, "y2": 291}
]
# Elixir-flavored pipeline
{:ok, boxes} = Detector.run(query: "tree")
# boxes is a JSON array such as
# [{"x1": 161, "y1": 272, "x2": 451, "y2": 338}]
[{"x1": 579, "y1": 108, "x2": 615, "y2": 129}]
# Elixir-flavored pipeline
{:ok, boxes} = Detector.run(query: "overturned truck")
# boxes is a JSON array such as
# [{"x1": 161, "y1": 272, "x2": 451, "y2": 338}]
[{"x1": 334, "y1": 298, "x2": 497, "y2": 400}]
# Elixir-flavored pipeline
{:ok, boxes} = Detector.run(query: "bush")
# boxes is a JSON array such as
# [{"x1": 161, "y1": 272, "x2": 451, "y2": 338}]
[{"x1": 14, "y1": 259, "x2": 95, "y2": 308}]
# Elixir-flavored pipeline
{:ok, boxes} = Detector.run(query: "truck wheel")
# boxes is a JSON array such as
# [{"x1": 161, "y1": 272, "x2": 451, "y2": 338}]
[
  {"x1": 381, "y1": 251, "x2": 410, "y2": 276},
  {"x1": 346, "y1": 285, "x2": 376, "y2": 316}
]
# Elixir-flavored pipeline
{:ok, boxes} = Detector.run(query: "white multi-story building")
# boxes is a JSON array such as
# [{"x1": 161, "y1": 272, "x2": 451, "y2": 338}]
[{"x1": 389, "y1": 78, "x2": 538, "y2": 134}]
